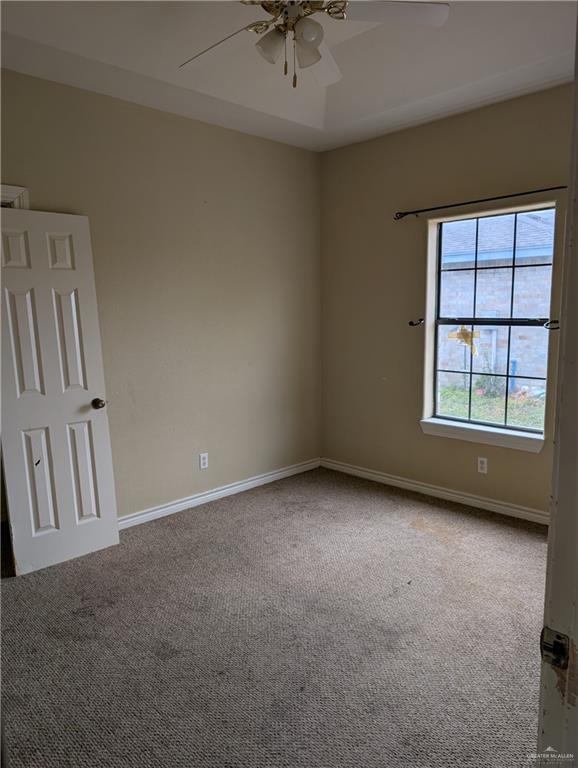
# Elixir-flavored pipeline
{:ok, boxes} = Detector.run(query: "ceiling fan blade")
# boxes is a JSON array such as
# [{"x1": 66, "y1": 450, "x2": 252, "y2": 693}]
[
  {"x1": 312, "y1": 43, "x2": 342, "y2": 87},
  {"x1": 179, "y1": 24, "x2": 256, "y2": 69},
  {"x1": 344, "y1": 2, "x2": 450, "y2": 27}
]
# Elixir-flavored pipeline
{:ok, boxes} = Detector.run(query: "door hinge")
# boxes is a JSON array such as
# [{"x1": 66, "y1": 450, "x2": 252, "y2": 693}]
[{"x1": 540, "y1": 626, "x2": 570, "y2": 670}]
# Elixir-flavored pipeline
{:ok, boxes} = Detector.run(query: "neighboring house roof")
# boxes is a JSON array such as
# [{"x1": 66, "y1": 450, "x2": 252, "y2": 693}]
[{"x1": 442, "y1": 209, "x2": 555, "y2": 266}]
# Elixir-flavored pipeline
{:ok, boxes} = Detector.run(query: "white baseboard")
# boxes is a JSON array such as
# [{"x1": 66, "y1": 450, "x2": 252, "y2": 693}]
[
  {"x1": 118, "y1": 455, "x2": 548, "y2": 531},
  {"x1": 320, "y1": 457, "x2": 549, "y2": 526},
  {"x1": 118, "y1": 458, "x2": 321, "y2": 530}
]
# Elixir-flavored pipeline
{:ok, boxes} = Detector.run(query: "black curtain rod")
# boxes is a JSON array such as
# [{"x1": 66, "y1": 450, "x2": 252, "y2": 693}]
[{"x1": 393, "y1": 185, "x2": 567, "y2": 221}]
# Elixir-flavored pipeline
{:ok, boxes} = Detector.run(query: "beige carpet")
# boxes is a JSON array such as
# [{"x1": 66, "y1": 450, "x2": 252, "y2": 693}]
[{"x1": 2, "y1": 468, "x2": 547, "y2": 767}]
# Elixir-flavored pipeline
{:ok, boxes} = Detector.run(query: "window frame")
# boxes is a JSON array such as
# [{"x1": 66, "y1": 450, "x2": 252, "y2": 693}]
[{"x1": 421, "y1": 199, "x2": 563, "y2": 453}]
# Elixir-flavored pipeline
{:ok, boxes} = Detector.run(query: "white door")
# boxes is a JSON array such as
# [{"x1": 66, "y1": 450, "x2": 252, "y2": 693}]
[
  {"x1": 1, "y1": 208, "x2": 119, "y2": 575},
  {"x1": 536, "y1": 20, "x2": 578, "y2": 762}
]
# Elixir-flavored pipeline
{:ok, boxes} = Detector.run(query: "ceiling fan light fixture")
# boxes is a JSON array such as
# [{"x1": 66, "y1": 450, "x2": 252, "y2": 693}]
[
  {"x1": 296, "y1": 42, "x2": 322, "y2": 69},
  {"x1": 255, "y1": 27, "x2": 285, "y2": 64},
  {"x1": 294, "y1": 17, "x2": 324, "y2": 49}
]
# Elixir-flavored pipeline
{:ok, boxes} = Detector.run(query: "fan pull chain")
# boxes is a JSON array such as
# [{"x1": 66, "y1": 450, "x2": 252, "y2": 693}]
[
  {"x1": 292, "y1": 33, "x2": 297, "y2": 88},
  {"x1": 284, "y1": 33, "x2": 288, "y2": 76}
]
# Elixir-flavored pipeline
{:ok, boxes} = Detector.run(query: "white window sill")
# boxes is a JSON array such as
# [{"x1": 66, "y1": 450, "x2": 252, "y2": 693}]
[{"x1": 420, "y1": 417, "x2": 545, "y2": 453}]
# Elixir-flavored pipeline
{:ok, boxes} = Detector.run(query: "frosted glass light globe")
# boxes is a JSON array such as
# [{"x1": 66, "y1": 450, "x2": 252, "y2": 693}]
[
  {"x1": 255, "y1": 28, "x2": 285, "y2": 64},
  {"x1": 296, "y1": 44, "x2": 321, "y2": 69},
  {"x1": 294, "y1": 18, "x2": 324, "y2": 49}
]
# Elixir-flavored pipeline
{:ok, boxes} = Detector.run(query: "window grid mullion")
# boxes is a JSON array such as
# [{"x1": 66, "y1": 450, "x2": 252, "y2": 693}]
[
  {"x1": 436, "y1": 369, "x2": 546, "y2": 382},
  {"x1": 504, "y1": 213, "x2": 519, "y2": 425},
  {"x1": 468, "y1": 220, "x2": 479, "y2": 420},
  {"x1": 437, "y1": 318, "x2": 548, "y2": 326},
  {"x1": 440, "y1": 261, "x2": 552, "y2": 273},
  {"x1": 433, "y1": 222, "x2": 443, "y2": 418}
]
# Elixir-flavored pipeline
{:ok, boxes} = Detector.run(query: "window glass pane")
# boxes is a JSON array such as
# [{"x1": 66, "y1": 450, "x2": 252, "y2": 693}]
[
  {"x1": 512, "y1": 265, "x2": 552, "y2": 318},
  {"x1": 507, "y1": 378, "x2": 546, "y2": 430},
  {"x1": 515, "y1": 209, "x2": 555, "y2": 266},
  {"x1": 477, "y1": 214, "x2": 515, "y2": 267},
  {"x1": 441, "y1": 219, "x2": 476, "y2": 270},
  {"x1": 470, "y1": 375, "x2": 506, "y2": 425},
  {"x1": 434, "y1": 207, "x2": 554, "y2": 436},
  {"x1": 439, "y1": 270, "x2": 474, "y2": 317},
  {"x1": 436, "y1": 371, "x2": 470, "y2": 419},
  {"x1": 437, "y1": 325, "x2": 472, "y2": 373},
  {"x1": 509, "y1": 326, "x2": 549, "y2": 379},
  {"x1": 472, "y1": 325, "x2": 509, "y2": 376},
  {"x1": 474, "y1": 268, "x2": 512, "y2": 318}
]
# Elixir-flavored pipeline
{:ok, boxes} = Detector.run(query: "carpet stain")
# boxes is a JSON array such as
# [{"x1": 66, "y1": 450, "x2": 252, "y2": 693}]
[
  {"x1": 410, "y1": 514, "x2": 464, "y2": 545},
  {"x1": 151, "y1": 640, "x2": 181, "y2": 661}
]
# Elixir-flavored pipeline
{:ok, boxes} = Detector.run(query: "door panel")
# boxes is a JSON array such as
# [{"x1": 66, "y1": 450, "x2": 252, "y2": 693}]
[
  {"x1": 1, "y1": 208, "x2": 119, "y2": 575},
  {"x1": 22, "y1": 426, "x2": 59, "y2": 533},
  {"x1": 5, "y1": 287, "x2": 45, "y2": 396},
  {"x1": 2, "y1": 228, "x2": 30, "y2": 268},
  {"x1": 67, "y1": 420, "x2": 100, "y2": 522},
  {"x1": 52, "y1": 288, "x2": 88, "y2": 391}
]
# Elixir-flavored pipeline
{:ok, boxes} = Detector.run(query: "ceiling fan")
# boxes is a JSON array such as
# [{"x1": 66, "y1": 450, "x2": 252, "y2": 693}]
[{"x1": 179, "y1": 1, "x2": 450, "y2": 88}]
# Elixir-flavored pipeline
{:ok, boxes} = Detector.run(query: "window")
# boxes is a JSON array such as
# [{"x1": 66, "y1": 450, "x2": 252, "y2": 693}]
[{"x1": 422, "y1": 206, "x2": 557, "y2": 451}]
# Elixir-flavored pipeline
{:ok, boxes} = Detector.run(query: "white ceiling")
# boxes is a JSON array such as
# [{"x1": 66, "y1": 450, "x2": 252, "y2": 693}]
[{"x1": 2, "y1": 1, "x2": 576, "y2": 151}]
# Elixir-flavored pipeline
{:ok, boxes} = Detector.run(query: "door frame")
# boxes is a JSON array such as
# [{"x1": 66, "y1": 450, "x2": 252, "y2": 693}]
[
  {"x1": 1, "y1": 185, "x2": 29, "y2": 209},
  {"x1": 536, "y1": 20, "x2": 578, "y2": 762}
]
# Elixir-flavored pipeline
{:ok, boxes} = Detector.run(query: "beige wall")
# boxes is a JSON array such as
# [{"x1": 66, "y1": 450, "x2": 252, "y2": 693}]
[
  {"x1": 2, "y1": 70, "x2": 572, "y2": 519},
  {"x1": 1, "y1": 69, "x2": 321, "y2": 518},
  {"x1": 321, "y1": 84, "x2": 573, "y2": 512}
]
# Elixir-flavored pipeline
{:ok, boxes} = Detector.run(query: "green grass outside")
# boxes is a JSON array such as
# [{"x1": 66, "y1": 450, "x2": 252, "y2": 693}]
[{"x1": 438, "y1": 385, "x2": 545, "y2": 430}]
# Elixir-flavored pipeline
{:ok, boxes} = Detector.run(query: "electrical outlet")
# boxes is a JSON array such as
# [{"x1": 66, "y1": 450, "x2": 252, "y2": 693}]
[
  {"x1": 477, "y1": 457, "x2": 488, "y2": 474},
  {"x1": 199, "y1": 452, "x2": 209, "y2": 470}
]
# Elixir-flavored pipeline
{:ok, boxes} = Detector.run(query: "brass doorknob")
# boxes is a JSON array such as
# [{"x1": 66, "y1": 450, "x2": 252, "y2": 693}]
[{"x1": 91, "y1": 398, "x2": 106, "y2": 409}]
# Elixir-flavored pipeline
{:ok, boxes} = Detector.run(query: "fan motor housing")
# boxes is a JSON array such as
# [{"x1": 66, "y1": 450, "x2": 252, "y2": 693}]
[{"x1": 261, "y1": 1, "x2": 327, "y2": 19}]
